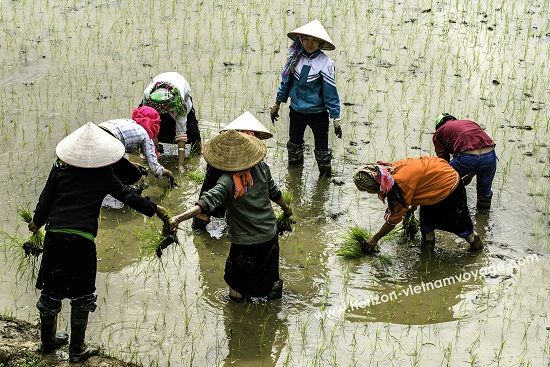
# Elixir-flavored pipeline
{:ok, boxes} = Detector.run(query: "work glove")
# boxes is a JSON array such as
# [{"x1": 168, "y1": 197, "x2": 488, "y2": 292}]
[
  {"x1": 332, "y1": 118, "x2": 342, "y2": 139},
  {"x1": 270, "y1": 103, "x2": 280, "y2": 124}
]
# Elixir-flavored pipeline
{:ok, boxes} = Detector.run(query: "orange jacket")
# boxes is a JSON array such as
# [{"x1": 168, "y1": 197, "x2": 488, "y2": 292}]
[{"x1": 385, "y1": 156, "x2": 459, "y2": 225}]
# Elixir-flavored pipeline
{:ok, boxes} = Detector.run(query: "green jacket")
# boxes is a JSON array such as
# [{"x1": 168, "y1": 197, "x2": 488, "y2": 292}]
[{"x1": 197, "y1": 161, "x2": 282, "y2": 245}]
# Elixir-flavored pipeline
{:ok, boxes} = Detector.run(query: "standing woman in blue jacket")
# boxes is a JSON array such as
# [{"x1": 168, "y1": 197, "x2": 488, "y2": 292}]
[{"x1": 270, "y1": 19, "x2": 342, "y2": 177}]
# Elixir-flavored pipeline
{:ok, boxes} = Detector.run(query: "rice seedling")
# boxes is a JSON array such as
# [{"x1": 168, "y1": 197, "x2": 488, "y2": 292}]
[
  {"x1": 137, "y1": 212, "x2": 179, "y2": 258},
  {"x1": 402, "y1": 210, "x2": 420, "y2": 240},
  {"x1": 276, "y1": 190, "x2": 295, "y2": 235},
  {"x1": 335, "y1": 225, "x2": 372, "y2": 259},
  {"x1": 185, "y1": 169, "x2": 205, "y2": 184},
  {"x1": 17, "y1": 206, "x2": 44, "y2": 256}
]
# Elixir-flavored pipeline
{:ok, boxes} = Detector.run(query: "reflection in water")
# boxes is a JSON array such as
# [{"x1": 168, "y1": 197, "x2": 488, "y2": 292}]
[
  {"x1": 222, "y1": 301, "x2": 288, "y2": 367},
  {"x1": 336, "y1": 235, "x2": 492, "y2": 325},
  {"x1": 192, "y1": 228, "x2": 289, "y2": 366}
]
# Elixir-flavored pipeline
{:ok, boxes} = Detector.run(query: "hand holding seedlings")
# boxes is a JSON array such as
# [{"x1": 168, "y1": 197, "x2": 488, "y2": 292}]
[
  {"x1": 28, "y1": 220, "x2": 40, "y2": 234},
  {"x1": 158, "y1": 167, "x2": 178, "y2": 187},
  {"x1": 276, "y1": 191, "x2": 294, "y2": 235},
  {"x1": 167, "y1": 173, "x2": 178, "y2": 188}
]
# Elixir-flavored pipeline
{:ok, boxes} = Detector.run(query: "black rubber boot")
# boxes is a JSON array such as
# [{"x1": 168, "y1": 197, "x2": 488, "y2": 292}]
[
  {"x1": 267, "y1": 280, "x2": 283, "y2": 300},
  {"x1": 287, "y1": 141, "x2": 305, "y2": 166},
  {"x1": 314, "y1": 149, "x2": 333, "y2": 177},
  {"x1": 36, "y1": 298, "x2": 68, "y2": 354},
  {"x1": 477, "y1": 196, "x2": 492, "y2": 209},
  {"x1": 69, "y1": 299, "x2": 100, "y2": 363},
  {"x1": 38, "y1": 314, "x2": 69, "y2": 354},
  {"x1": 466, "y1": 233, "x2": 484, "y2": 251}
]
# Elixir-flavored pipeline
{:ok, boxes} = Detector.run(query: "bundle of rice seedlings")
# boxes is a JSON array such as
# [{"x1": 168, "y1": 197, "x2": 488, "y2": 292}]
[
  {"x1": 276, "y1": 191, "x2": 295, "y2": 235},
  {"x1": 0, "y1": 230, "x2": 41, "y2": 282},
  {"x1": 336, "y1": 225, "x2": 373, "y2": 259},
  {"x1": 402, "y1": 210, "x2": 420, "y2": 240},
  {"x1": 373, "y1": 253, "x2": 393, "y2": 267},
  {"x1": 138, "y1": 213, "x2": 179, "y2": 258},
  {"x1": 186, "y1": 170, "x2": 205, "y2": 184},
  {"x1": 17, "y1": 207, "x2": 44, "y2": 256}
]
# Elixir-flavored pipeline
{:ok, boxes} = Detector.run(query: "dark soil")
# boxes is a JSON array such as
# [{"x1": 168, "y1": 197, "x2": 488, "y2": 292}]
[{"x1": 0, "y1": 316, "x2": 137, "y2": 367}]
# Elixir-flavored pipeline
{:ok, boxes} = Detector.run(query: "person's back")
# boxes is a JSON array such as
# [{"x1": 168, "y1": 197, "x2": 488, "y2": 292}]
[
  {"x1": 432, "y1": 113, "x2": 497, "y2": 209},
  {"x1": 433, "y1": 119, "x2": 495, "y2": 160},
  {"x1": 99, "y1": 119, "x2": 148, "y2": 154},
  {"x1": 213, "y1": 162, "x2": 278, "y2": 245}
]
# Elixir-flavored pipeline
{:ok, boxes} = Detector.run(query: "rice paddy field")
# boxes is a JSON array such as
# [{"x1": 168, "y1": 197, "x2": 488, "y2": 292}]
[{"x1": 0, "y1": 0, "x2": 549, "y2": 366}]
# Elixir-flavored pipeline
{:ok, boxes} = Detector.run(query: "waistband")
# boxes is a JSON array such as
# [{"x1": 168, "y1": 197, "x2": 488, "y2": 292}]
[{"x1": 462, "y1": 146, "x2": 495, "y2": 155}]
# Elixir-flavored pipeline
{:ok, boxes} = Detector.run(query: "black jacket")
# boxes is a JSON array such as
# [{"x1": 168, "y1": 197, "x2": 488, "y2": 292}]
[{"x1": 33, "y1": 160, "x2": 157, "y2": 237}]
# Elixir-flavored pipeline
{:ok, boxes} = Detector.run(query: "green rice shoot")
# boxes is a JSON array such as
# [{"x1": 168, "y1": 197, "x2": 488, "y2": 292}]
[
  {"x1": 336, "y1": 225, "x2": 373, "y2": 259},
  {"x1": 373, "y1": 253, "x2": 393, "y2": 267},
  {"x1": 17, "y1": 206, "x2": 44, "y2": 256},
  {"x1": 186, "y1": 170, "x2": 206, "y2": 184},
  {"x1": 137, "y1": 213, "x2": 178, "y2": 258},
  {"x1": 0, "y1": 206, "x2": 43, "y2": 283},
  {"x1": 402, "y1": 211, "x2": 420, "y2": 239},
  {"x1": 281, "y1": 191, "x2": 293, "y2": 205}
]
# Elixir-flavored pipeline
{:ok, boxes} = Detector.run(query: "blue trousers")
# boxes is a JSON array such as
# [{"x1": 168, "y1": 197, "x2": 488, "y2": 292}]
[{"x1": 450, "y1": 150, "x2": 497, "y2": 198}]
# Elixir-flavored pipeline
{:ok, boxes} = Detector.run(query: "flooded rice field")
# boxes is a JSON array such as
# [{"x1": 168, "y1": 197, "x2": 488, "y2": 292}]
[{"x1": 0, "y1": 0, "x2": 548, "y2": 366}]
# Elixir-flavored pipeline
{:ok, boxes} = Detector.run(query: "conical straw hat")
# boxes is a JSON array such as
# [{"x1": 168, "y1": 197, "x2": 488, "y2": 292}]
[
  {"x1": 220, "y1": 111, "x2": 273, "y2": 140},
  {"x1": 287, "y1": 19, "x2": 335, "y2": 51},
  {"x1": 56, "y1": 122, "x2": 125, "y2": 168},
  {"x1": 203, "y1": 129, "x2": 267, "y2": 172}
]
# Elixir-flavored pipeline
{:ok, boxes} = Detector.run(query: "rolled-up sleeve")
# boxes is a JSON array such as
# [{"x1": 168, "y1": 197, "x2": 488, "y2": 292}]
[{"x1": 141, "y1": 139, "x2": 164, "y2": 177}]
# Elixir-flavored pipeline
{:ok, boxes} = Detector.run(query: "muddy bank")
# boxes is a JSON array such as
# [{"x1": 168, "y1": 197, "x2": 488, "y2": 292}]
[{"x1": 0, "y1": 316, "x2": 136, "y2": 367}]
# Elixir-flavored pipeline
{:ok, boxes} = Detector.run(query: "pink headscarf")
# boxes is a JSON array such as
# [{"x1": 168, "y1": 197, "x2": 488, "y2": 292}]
[
  {"x1": 132, "y1": 106, "x2": 161, "y2": 157},
  {"x1": 132, "y1": 106, "x2": 161, "y2": 140},
  {"x1": 353, "y1": 161, "x2": 395, "y2": 202}
]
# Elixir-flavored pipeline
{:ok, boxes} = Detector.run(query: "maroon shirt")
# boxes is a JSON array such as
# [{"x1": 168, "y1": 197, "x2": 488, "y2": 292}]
[{"x1": 433, "y1": 119, "x2": 495, "y2": 161}]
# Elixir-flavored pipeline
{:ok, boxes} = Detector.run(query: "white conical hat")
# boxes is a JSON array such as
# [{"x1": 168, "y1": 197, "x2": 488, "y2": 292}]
[
  {"x1": 55, "y1": 122, "x2": 125, "y2": 168},
  {"x1": 287, "y1": 19, "x2": 335, "y2": 51},
  {"x1": 220, "y1": 111, "x2": 273, "y2": 140}
]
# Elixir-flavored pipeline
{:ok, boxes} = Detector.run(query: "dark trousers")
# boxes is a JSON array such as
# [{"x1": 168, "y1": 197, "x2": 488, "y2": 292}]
[{"x1": 288, "y1": 106, "x2": 329, "y2": 151}]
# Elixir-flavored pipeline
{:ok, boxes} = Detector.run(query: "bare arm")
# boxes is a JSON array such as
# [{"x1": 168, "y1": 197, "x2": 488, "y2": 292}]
[
  {"x1": 169, "y1": 205, "x2": 202, "y2": 231},
  {"x1": 364, "y1": 222, "x2": 395, "y2": 252},
  {"x1": 275, "y1": 196, "x2": 292, "y2": 217}
]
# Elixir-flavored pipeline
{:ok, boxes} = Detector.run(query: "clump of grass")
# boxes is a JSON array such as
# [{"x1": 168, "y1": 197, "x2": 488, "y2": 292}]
[
  {"x1": 336, "y1": 225, "x2": 373, "y2": 259},
  {"x1": 138, "y1": 213, "x2": 179, "y2": 258},
  {"x1": 17, "y1": 207, "x2": 44, "y2": 256},
  {"x1": 185, "y1": 170, "x2": 205, "y2": 184},
  {"x1": 276, "y1": 191, "x2": 294, "y2": 235}
]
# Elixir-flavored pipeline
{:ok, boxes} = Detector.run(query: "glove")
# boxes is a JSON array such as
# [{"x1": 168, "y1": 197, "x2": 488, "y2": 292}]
[
  {"x1": 270, "y1": 103, "x2": 280, "y2": 124},
  {"x1": 332, "y1": 118, "x2": 342, "y2": 139}
]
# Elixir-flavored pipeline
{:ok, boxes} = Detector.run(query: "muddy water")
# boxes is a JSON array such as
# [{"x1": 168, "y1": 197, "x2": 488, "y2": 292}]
[{"x1": 1, "y1": 0, "x2": 549, "y2": 366}]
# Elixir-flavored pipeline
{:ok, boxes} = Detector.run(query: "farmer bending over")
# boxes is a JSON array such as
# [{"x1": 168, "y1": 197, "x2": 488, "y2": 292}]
[
  {"x1": 353, "y1": 156, "x2": 483, "y2": 251},
  {"x1": 141, "y1": 72, "x2": 202, "y2": 173},
  {"x1": 432, "y1": 113, "x2": 497, "y2": 209}
]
